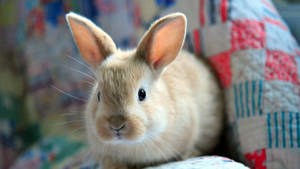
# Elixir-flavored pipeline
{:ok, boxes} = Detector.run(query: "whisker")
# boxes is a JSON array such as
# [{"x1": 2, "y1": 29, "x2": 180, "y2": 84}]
[
  {"x1": 51, "y1": 85, "x2": 86, "y2": 102},
  {"x1": 43, "y1": 120, "x2": 84, "y2": 137},
  {"x1": 148, "y1": 137, "x2": 168, "y2": 161},
  {"x1": 69, "y1": 126, "x2": 86, "y2": 135},
  {"x1": 80, "y1": 79, "x2": 95, "y2": 86},
  {"x1": 151, "y1": 134, "x2": 180, "y2": 161},
  {"x1": 59, "y1": 115, "x2": 85, "y2": 121},
  {"x1": 59, "y1": 111, "x2": 85, "y2": 116},
  {"x1": 63, "y1": 109, "x2": 85, "y2": 115},
  {"x1": 66, "y1": 108, "x2": 85, "y2": 112},
  {"x1": 55, "y1": 119, "x2": 85, "y2": 127},
  {"x1": 67, "y1": 66, "x2": 96, "y2": 81},
  {"x1": 67, "y1": 55, "x2": 97, "y2": 78},
  {"x1": 163, "y1": 141, "x2": 181, "y2": 161},
  {"x1": 59, "y1": 112, "x2": 81, "y2": 117},
  {"x1": 141, "y1": 142, "x2": 149, "y2": 162}
]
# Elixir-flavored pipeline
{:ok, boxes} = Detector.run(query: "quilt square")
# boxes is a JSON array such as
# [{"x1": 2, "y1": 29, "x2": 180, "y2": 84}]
[
  {"x1": 266, "y1": 112, "x2": 299, "y2": 149},
  {"x1": 202, "y1": 22, "x2": 232, "y2": 56},
  {"x1": 231, "y1": 80, "x2": 265, "y2": 119},
  {"x1": 231, "y1": 20, "x2": 265, "y2": 51},
  {"x1": 266, "y1": 149, "x2": 300, "y2": 169},
  {"x1": 238, "y1": 117, "x2": 268, "y2": 153},
  {"x1": 230, "y1": 0, "x2": 264, "y2": 20},
  {"x1": 231, "y1": 49, "x2": 267, "y2": 82},
  {"x1": 265, "y1": 22, "x2": 298, "y2": 54},
  {"x1": 265, "y1": 50, "x2": 298, "y2": 84},
  {"x1": 262, "y1": 80, "x2": 300, "y2": 113},
  {"x1": 209, "y1": 51, "x2": 232, "y2": 88}
]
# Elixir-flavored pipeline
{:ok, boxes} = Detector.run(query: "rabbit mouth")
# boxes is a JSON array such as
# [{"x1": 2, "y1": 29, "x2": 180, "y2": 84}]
[
  {"x1": 115, "y1": 133, "x2": 122, "y2": 139},
  {"x1": 95, "y1": 115, "x2": 147, "y2": 143},
  {"x1": 112, "y1": 129, "x2": 125, "y2": 140}
]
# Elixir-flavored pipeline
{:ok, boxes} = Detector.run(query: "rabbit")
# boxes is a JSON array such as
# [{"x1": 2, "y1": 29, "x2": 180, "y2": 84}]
[{"x1": 66, "y1": 12, "x2": 223, "y2": 169}]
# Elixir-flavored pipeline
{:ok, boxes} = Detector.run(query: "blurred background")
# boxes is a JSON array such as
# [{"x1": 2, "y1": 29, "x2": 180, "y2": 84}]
[{"x1": 0, "y1": 0, "x2": 299, "y2": 168}]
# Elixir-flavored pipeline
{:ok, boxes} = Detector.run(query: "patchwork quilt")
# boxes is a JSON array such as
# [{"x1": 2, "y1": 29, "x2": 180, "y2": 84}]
[
  {"x1": 162, "y1": 0, "x2": 300, "y2": 168},
  {"x1": 1, "y1": 0, "x2": 299, "y2": 169}
]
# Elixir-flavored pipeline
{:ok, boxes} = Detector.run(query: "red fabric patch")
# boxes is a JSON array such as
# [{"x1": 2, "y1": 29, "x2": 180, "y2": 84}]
[
  {"x1": 193, "y1": 29, "x2": 201, "y2": 54},
  {"x1": 199, "y1": 0, "x2": 205, "y2": 26},
  {"x1": 265, "y1": 50, "x2": 298, "y2": 83},
  {"x1": 220, "y1": 0, "x2": 228, "y2": 23},
  {"x1": 245, "y1": 149, "x2": 267, "y2": 169},
  {"x1": 231, "y1": 20, "x2": 265, "y2": 51},
  {"x1": 209, "y1": 51, "x2": 232, "y2": 88}
]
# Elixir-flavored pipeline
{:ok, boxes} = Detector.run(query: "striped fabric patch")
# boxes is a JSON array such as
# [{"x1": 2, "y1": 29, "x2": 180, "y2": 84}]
[
  {"x1": 262, "y1": 0, "x2": 278, "y2": 14},
  {"x1": 262, "y1": 0, "x2": 289, "y2": 31},
  {"x1": 193, "y1": 29, "x2": 201, "y2": 55},
  {"x1": 187, "y1": 29, "x2": 205, "y2": 56},
  {"x1": 266, "y1": 112, "x2": 300, "y2": 148},
  {"x1": 220, "y1": 0, "x2": 230, "y2": 22},
  {"x1": 209, "y1": 0, "x2": 216, "y2": 24},
  {"x1": 199, "y1": 0, "x2": 231, "y2": 26},
  {"x1": 199, "y1": 0, "x2": 205, "y2": 26},
  {"x1": 234, "y1": 80, "x2": 264, "y2": 119}
]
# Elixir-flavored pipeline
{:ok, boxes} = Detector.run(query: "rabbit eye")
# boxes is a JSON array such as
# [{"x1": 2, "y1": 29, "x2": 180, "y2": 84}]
[
  {"x1": 138, "y1": 88, "x2": 146, "y2": 102},
  {"x1": 97, "y1": 91, "x2": 101, "y2": 102}
]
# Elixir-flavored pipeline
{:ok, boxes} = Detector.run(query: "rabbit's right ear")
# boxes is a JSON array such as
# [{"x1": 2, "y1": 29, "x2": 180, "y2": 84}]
[
  {"x1": 136, "y1": 13, "x2": 186, "y2": 73},
  {"x1": 66, "y1": 12, "x2": 117, "y2": 68}
]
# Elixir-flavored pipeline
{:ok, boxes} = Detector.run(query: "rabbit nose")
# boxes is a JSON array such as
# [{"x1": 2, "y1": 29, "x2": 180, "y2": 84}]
[{"x1": 109, "y1": 115, "x2": 126, "y2": 132}]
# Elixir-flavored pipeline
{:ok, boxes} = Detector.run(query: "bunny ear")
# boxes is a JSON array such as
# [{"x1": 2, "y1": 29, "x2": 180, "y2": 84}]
[
  {"x1": 66, "y1": 12, "x2": 117, "y2": 68},
  {"x1": 136, "y1": 13, "x2": 187, "y2": 71}
]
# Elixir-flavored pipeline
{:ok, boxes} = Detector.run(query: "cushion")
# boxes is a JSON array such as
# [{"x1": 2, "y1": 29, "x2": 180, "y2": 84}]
[
  {"x1": 146, "y1": 156, "x2": 248, "y2": 169},
  {"x1": 161, "y1": 0, "x2": 300, "y2": 168},
  {"x1": 10, "y1": 136, "x2": 248, "y2": 169}
]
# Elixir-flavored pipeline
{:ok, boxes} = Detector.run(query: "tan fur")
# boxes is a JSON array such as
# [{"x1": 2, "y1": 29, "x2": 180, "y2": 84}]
[{"x1": 66, "y1": 12, "x2": 223, "y2": 169}]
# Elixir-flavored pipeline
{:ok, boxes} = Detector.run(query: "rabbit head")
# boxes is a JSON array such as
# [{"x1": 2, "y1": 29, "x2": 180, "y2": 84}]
[{"x1": 66, "y1": 12, "x2": 186, "y2": 144}]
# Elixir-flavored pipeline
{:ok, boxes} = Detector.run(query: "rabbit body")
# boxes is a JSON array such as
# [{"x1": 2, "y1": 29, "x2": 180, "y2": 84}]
[{"x1": 66, "y1": 12, "x2": 223, "y2": 169}]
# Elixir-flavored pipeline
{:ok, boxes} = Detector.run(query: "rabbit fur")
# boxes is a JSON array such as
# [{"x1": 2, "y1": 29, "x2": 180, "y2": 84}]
[{"x1": 66, "y1": 12, "x2": 223, "y2": 169}]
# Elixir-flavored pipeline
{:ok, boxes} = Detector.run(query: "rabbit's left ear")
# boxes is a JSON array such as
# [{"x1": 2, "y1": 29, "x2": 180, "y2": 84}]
[
  {"x1": 136, "y1": 13, "x2": 187, "y2": 71},
  {"x1": 66, "y1": 12, "x2": 117, "y2": 69}
]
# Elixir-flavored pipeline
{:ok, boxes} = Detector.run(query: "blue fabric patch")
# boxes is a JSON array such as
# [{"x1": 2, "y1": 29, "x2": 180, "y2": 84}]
[{"x1": 45, "y1": 1, "x2": 63, "y2": 26}]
